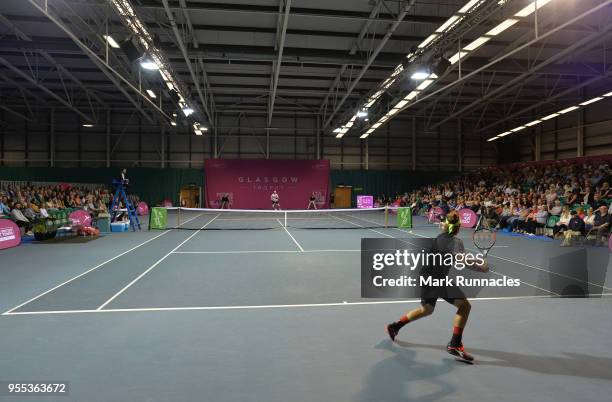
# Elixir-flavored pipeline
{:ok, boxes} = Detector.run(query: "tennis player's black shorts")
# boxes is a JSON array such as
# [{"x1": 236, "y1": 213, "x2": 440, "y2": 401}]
[{"x1": 421, "y1": 297, "x2": 457, "y2": 307}]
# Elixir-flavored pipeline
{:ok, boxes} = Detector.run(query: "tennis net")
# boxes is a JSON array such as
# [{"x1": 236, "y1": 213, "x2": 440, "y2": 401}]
[{"x1": 149, "y1": 207, "x2": 404, "y2": 230}]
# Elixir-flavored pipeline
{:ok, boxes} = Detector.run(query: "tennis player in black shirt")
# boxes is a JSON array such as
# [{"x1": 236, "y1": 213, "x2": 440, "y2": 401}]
[{"x1": 386, "y1": 211, "x2": 488, "y2": 361}]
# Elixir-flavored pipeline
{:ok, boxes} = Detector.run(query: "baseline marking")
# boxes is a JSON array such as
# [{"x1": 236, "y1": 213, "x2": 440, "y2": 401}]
[
  {"x1": 276, "y1": 218, "x2": 304, "y2": 252},
  {"x1": 2, "y1": 212, "x2": 205, "y2": 315},
  {"x1": 96, "y1": 213, "x2": 221, "y2": 310},
  {"x1": 6, "y1": 294, "x2": 600, "y2": 316},
  {"x1": 172, "y1": 249, "x2": 359, "y2": 254}
]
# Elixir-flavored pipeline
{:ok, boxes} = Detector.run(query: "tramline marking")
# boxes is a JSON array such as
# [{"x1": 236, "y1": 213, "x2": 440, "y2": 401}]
[
  {"x1": 2, "y1": 213, "x2": 206, "y2": 315},
  {"x1": 96, "y1": 214, "x2": 221, "y2": 310}
]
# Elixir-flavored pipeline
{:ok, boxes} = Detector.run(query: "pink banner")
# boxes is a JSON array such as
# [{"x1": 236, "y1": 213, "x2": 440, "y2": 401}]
[
  {"x1": 357, "y1": 195, "x2": 374, "y2": 209},
  {"x1": 137, "y1": 202, "x2": 150, "y2": 216},
  {"x1": 69, "y1": 210, "x2": 92, "y2": 227},
  {"x1": 205, "y1": 159, "x2": 330, "y2": 209},
  {"x1": 458, "y1": 208, "x2": 477, "y2": 228},
  {"x1": 0, "y1": 219, "x2": 21, "y2": 250}
]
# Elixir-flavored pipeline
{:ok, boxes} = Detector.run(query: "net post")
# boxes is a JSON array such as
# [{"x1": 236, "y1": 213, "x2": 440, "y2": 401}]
[
  {"x1": 284, "y1": 211, "x2": 287, "y2": 227},
  {"x1": 384, "y1": 206, "x2": 389, "y2": 227},
  {"x1": 178, "y1": 207, "x2": 181, "y2": 228}
]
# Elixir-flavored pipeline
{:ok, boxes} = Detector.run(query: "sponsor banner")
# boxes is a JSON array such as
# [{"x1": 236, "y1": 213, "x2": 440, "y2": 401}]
[
  {"x1": 397, "y1": 207, "x2": 412, "y2": 229},
  {"x1": 149, "y1": 207, "x2": 168, "y2": 230},
  {"x1": 69, "y1": 210, "x2": 91, "y2": 227},
  {"x1": 136, "y1": 202, "x2": 150, "y2": 216},
  {"x1": 0, "y1": 219, "x2": 21, "y2": 250},
  {"x1": 204, "y1": 159, "x2": 330, "y2": 209},
  {"x1": 357, "y1": 195, "x2": 374, "y2": 209},
  {"x1": 458, "y1": 208, "x2": 478, "y2": 228}
]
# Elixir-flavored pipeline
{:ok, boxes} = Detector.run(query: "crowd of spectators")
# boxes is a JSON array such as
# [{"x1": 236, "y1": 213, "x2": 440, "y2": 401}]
[
  {"x1": 399, "y1": 158, "x2": 612, "y2": 246},
  {"x1": 0, "y1": 183, "x2": 140, "y2": 233}
]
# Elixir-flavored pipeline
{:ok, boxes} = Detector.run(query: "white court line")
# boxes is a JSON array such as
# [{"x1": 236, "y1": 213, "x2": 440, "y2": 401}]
[
  {"x1": 2, "y1": 213, "x2": 206, "y2": 315},
  {"x1": 95, "y1": 213, "x2": 221, "y2": 311},
  {"x1": 172, "y1": 249, "x2": 360, "y2": 254},
  {"x1": 6, "y1": 294, "x2": 601, "y2": 316},
  {"x1": 276, "y1": 218, "x2": 304, "y2": 252}
]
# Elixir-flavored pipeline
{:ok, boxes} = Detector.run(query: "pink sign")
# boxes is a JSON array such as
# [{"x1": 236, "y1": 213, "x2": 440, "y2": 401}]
[
  {"x1": 136, "y1": 202, "x2": 149, "y2": 215},
  {"x1": 459, "y1": 208, "x2": 478, "y2": 228},
  {"x1": 428, "y1": 207, "x2": 444, "y2": 222},
  {"x1": 357, "y1": 195, "x2": 374, "y2": 209},
  {"x1": 69, "y1": 210, "x2": 92, "y2": 227},
  {"x1": 205, "y1": 159, "x2": 330, "y2": 209},
  {"x1": 0, "y1": 219, "x2": 21, "y2": 250}
]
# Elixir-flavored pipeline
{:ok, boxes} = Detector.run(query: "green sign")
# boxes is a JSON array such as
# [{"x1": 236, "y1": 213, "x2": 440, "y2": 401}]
[
  {"x1": 149, "y1": 207, "x2": 168, "y2": 230},
  {"x1": 397, "y1": 207, "x2": 412, "y2": 229}
]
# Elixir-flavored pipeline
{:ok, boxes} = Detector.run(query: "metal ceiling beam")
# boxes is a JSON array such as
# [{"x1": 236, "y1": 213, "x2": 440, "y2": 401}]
[
  {"x1": 162, "y1": 0, "x2": 215, "y2": 126},
  {"x1": 429, "y1": 25, "x2": 612, "y2": 130},
  {"x1": 322, "y1": 0, "x2": 417, "y2": 129},
  {"x1": 131, "y1": 1, "x2": 446, "y2": 24},
  {"x1": 479, "y1": 67, "x2": 612, "y2": 134},
  {"x1": 319, "y1": 0, "x2": 383, "y2": 120},
  {"x1": 0, "y1": 13, "x2": 106, "y2": 108},
  {"x1": 267, "y1": 0, "x2": 291, "y2": 127},
  {"x1": 25, "y1": 0, "x2": 162, "y2": 124},
  {"x1": 0, "y1": 56, "x2": 92, "y2": 121},
  {"x1": 0, "y1": 105, "x2": 33, "y2": 122}
]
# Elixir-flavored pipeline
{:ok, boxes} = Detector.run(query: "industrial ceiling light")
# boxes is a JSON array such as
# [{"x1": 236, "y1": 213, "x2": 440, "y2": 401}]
[
  {"x1": 557, "y1": 106, "x2": 579, "y2": 114},
  {"x1": 82, "y1": 124, "x2": 94, "y2": 128},
  {"x1": 139, "y1": 58, "x2": 159, "y2": 70},
  {"x1": 579, "y1": 97, "x2": 603, "y2": 106},
  {"x1": 515, "y1": 0, "x2": 553, "y2": 18},
  {"x1": 103, "y1": 35, "x2": 120, "y2": 49},
  {"x1": 463, "y1": 36, "x2": 490, "y2": 51},
  {"x1": 541, "y1": 113, "x2": 559, "y2": 121},
  {"x1": 170, "y1": 121, "x2": 177, "y2": 126},
  {"x1": 411, "y1": 71, "x2": 430, "y2": 80},
  {"x1": 333, "y1": 128, "x2": 342, "y2": 133},
  {"x1": 525, "y1": 120, "x2": 542, "y2": 127},
  {"x1": 146, "y1": 89, "x2": 156, "y2": 98},
  {"x1": 486, "y1": 18, "x2": 519, "y2": 36},
  {"x1": 182, "y1": 107, "x2": 194, "y2": 116},
  {"x1": 356, "y1": 110, "x2": 368, "y2": 118}
]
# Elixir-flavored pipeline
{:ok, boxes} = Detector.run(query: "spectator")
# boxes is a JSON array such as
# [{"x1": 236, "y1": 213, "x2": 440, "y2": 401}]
[
  {"x1": 583, "y1": 207, "x2": 596, "y2": 230},
  {"x1": 591, "y1": 205, "x2": 610, "y2": 246},
  {"x1": 553, "y1": 206, "x2": 571, "y2": 238},
  {"x1": 550, "y1": 200, "x2": 563, "y2": 216},
  {"x1": 561, "y1": 210, "x2": 586, "y2": 246}
]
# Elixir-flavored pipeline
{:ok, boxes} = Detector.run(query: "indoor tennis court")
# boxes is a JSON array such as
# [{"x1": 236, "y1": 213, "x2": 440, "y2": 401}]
[
  {"x1": 1, "y1": 212, "x2": 610, "y2": 401},
  {"x1": 2, "y1": 0, "x2": 612, "y2": 400}
]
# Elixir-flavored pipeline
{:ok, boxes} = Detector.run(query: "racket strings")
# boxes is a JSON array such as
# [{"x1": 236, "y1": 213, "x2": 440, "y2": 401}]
[{"x1": 474, "y1": 231, "x2": 496, "y2": 249}]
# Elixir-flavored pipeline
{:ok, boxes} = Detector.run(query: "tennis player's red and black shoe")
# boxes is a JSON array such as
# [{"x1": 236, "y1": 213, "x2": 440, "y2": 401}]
[
  {"x1": 386, "y1": 323, "x2": 400, "y2": 341},
  {"x1": 447, "y1": 342, "x2": 474, "y2": 361}
]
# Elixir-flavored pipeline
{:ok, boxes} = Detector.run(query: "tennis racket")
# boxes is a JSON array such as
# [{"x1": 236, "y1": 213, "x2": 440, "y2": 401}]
[{"x1": 472, "y1": 228, "x2": 496, "y2": 258}]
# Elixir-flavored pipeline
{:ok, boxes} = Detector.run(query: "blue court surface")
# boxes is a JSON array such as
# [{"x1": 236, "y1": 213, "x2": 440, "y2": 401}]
[{"x1": 1, "y1": 213, "x2": 611, "y2": 402}]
